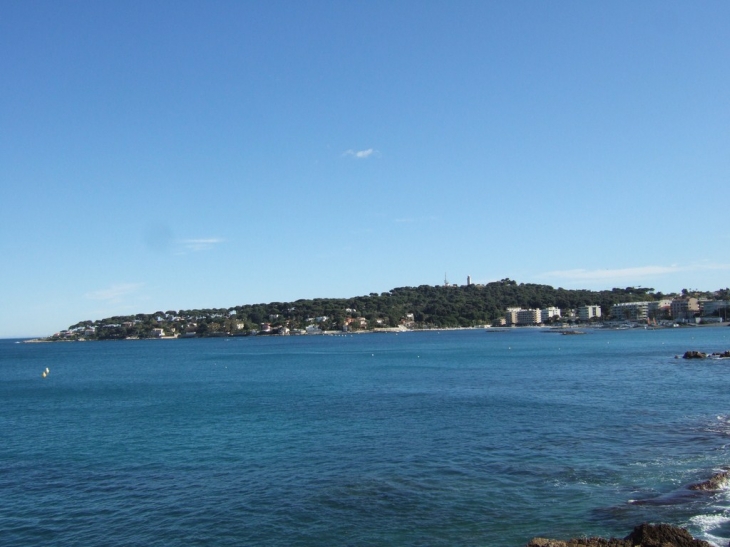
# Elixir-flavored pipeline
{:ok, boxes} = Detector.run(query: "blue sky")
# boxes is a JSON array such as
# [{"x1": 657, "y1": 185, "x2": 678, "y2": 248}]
[{"x1": 1, "y1": 1, "x2": 728, "y2": 337}]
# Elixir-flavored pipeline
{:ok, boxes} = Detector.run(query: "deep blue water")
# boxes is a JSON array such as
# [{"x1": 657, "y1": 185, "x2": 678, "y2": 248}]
[{"x1": 2, "y1": 327, "x2": 730, "y2": 546}]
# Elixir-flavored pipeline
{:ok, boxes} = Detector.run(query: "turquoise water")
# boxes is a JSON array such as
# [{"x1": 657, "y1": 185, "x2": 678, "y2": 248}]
[{"x1": 2, "y1": 328, "x2": 730, "y2": 546}]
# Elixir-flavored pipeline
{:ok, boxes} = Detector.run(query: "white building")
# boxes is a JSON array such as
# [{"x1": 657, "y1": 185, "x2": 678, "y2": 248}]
[
  {"x1": 505, "y1": 307, "x2": 521, "y2": 326},
  {"x1": 505, "y1": 308, "x2": 543, "y2": 325},
  {"x1": 611, "y1": 302, "x2": 650, "y2": 321},
  {"x1": 516, "y1": 309, "x2": 541, "y2": 325},
  {"x1": 541, "y1": 307, "x2": 561, "y2": 322},
  {"x1": 578, "y1": 305, "x2": 602, "y2": 321}
]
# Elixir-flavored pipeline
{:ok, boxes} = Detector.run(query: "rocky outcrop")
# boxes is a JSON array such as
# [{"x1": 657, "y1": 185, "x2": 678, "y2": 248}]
[
  {"x1": 626, "y1": 523, "x2": 712, "y2": 547},
  {"x1": 688, "y1": 469, "x2": 730, "y2": 491},
  {"x1": 527, "y1": 538, "x2": 629, "y2": 547},
  {"x1": 526, "y1": 523, "x2": 712, "y2": 547},
  {"x1": 682, "y1": 350, "x2": 730, "y2": 359}
]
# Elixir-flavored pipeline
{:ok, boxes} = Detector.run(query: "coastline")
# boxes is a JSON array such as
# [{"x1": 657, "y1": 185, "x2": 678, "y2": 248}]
[
  {"x1": 25, "y1": 321, "x2": 730, "y2": 344},
  {"x1": 527, "y1": 523, "x2": 713, "y2": 547}
]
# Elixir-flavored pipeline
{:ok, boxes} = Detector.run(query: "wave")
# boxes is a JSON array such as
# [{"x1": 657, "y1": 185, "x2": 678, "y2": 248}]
[
  {"x1": 689, "y1": 512, "x2": 730, "y2": 547},
  {"x1": 624, "y1": 466, "x2": 730, "y2": 546}
]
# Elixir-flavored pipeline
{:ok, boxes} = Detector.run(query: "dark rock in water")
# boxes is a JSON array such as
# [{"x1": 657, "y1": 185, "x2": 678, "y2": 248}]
[
  {"x1": 527, "y1": 537, "x2": 629, "y2": 546},
  {"x1": 629, "y1": 469, "x2": 730, "y2": 505},
  {"x1": 688, "y1": 469, "x2": 730, "y2": 491},
  {"x1": 526, "y1": 523, "x2": 712, "y2": 547},
  {"x1": 625, "y1": 523, "x2": 712, "y2": 546},
  {"x1": 683, "y1": 351, "x2": 707, "y2": 359}
]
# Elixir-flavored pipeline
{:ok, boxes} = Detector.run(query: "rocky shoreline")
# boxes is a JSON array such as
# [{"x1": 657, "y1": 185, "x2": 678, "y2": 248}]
[
  {"x1": 527, "y1": 523, "x2": 713, "y2": 547},
  {"x1": 528, "y1": 469, "x2": 730, "y2": 547},
  {"x1": 688, "y1": 469, "x2": 730, "y2": 491}
]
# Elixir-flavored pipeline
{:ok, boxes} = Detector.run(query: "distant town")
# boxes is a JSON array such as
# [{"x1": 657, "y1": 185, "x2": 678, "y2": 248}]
[
  {"x1": 502, "y1": 297, "x2": 726, "y2": 327},
  {"x1": 39, "y1": 278, "x2": 730, "y2": 341}
]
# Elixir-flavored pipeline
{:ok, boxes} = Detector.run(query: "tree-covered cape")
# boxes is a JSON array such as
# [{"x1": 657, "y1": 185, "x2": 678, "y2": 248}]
[{"x1": 56, "y1": 280, "x2": 715, "y2": 340}]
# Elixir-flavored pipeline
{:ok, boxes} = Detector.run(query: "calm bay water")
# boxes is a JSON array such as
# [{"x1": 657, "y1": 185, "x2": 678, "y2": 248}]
[{"x1": 2, "y1": 327, "x2": 730, "y2": 546}]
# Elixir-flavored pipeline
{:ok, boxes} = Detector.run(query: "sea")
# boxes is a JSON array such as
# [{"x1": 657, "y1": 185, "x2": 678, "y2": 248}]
[{"x1": 2, "y1": 327, "x2": 730, "y2": 547}]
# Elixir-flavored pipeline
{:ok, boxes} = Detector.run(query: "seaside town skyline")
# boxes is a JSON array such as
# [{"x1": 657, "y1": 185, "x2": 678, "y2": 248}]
[
  {"x1": 40, "y1": 278, "x2": 730, "y2": 342},
  {"x1": 2, "y1": 2, "x2": 728, "y2": 338},
  {"x1": 4, "y1": 271, "x2": 730, "y2": 339}
]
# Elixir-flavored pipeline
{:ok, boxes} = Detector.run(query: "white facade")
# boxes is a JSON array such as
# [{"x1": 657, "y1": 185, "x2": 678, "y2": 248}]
[
  {"x1": 505, "y1": 307, "x2": 544, "y2": 325},
  {"x1": 611, "y1": 302, "x2": 650, "y2": 321},
  {"x1": 505, "y1": 307, "x2": 520, "y2": 325},
  {"x1": 541, "y1": 307, "x2": 561, "y2": 322},
  {"x1": 578, "y1": 305, "x2": 602, "y2": 321},
  {"x1": 516, "y1": 309, "x2": 541, "y2": 325}
]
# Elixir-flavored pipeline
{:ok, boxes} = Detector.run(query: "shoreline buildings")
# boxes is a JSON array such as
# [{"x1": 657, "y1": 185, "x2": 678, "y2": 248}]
[{"x1": 578, "y1": 305, "x2": 602, "y2": 321}]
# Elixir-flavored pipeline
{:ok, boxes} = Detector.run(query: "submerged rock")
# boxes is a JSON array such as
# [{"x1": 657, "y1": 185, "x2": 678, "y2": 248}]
[{"x1": 526, "y1": 523, "x2": 712, "y2": 547}]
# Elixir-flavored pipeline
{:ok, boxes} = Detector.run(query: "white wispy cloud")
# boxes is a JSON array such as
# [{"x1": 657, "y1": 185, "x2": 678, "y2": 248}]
[
  {"x1": 539, "y1": 262, "x2": 730, "y2": 284},
  {"x1": 84, "y1": 283, "x2": 145, "y2": 303},
  {"x1": 342, "y1": 148, "x2": 377, "y2": 159},
  {"x1": 180, "y1": 238, "x2": 224, "y2": 252}
]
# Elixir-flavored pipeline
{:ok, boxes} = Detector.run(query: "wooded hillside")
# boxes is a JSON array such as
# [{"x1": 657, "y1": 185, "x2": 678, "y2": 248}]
[{"x1": 52, "y1": 279, "x2": 717, "y2": 340}]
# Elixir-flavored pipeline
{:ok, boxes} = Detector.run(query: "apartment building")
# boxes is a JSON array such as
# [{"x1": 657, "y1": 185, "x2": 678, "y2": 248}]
[
  {"x1": 670, "y1": 298, "x2": 699, "y2": 320},
  {"x1": 578, "y1": 305, "x2": 602, "y2": 321},
  {"x1": 541, "y1": 307, "x2": 561, "y2": 322},
  {"x1": 610, "y1": 302, "x2": 650, "y2": 321},
  {"x1": 516, "y1": 309, "x2": 541, "y2": 325}
]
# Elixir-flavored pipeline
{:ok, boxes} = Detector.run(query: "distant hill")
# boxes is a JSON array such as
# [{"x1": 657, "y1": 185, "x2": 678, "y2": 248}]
[{"x1": 50, "y1": 280, "x2": 723, "y2": 340}]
